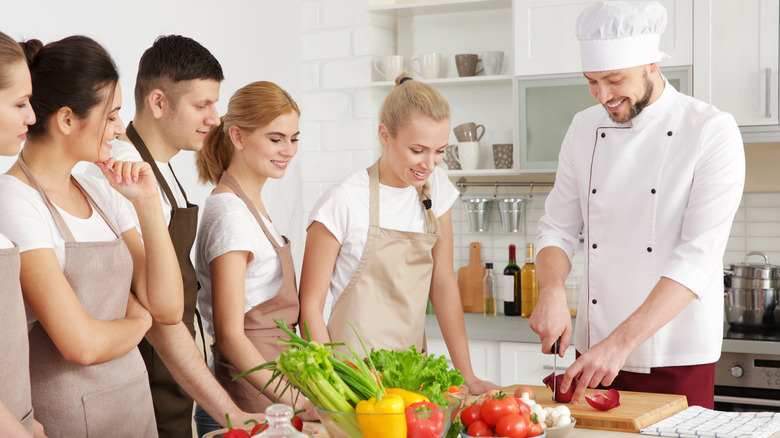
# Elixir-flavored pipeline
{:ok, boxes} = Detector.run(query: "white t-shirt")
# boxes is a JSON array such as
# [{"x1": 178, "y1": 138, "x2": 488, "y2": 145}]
[
  {"x1": 195, "y1": 193, "x2": 286, "y2": 338},
  {"x1": 0, "y1": 232, "x2": 14, "y2": 249},
  {"x1": 307, "y1": 166, "x2": 459, "y2": 304},
  {"x1": 82, "y1": 138, "x2": 188, "y2": 227},
  {"x1": 0, "y1": 174, "x2": 136, "y2": 329}
]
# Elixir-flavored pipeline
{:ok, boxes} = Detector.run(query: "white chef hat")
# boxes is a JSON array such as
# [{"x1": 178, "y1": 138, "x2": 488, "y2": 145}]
[{"x1": 576, "y1": 1, "x2": 670, "y2": 72}]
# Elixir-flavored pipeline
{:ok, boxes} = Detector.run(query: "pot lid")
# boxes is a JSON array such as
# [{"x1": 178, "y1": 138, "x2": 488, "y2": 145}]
[{"x1": 728, "y1": 251, "x2": 780, "y2": 279}]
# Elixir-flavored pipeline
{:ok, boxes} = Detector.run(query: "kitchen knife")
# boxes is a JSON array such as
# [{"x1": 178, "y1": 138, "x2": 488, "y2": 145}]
[{"x1": 551, "y1": 337, "x2": 561, "y2": 398}]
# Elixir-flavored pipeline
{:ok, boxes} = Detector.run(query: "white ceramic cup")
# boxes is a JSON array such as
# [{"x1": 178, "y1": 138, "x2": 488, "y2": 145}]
[
  {"x1": 373, "y1": 55, "x2": 405, "y2": 82},
  {"x1": 457, "y1": 141, "x2": 480, "y2": 170},
  {"x1": 480, "y1": 51, "x2": 504, "y2": 76},
  {"x1": 412, "y1": 52, "x2": 441, "y2": 79}
]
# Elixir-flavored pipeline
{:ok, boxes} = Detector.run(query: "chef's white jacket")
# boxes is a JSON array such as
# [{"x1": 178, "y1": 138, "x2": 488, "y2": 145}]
[{"x1": 537, "y1": 81, "x2": 745, "y2": 372}]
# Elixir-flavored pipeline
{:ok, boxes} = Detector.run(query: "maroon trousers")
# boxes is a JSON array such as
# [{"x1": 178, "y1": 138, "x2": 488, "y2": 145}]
[{"x1": 577, "y1": 351, "x2": 716, "y2": 408}]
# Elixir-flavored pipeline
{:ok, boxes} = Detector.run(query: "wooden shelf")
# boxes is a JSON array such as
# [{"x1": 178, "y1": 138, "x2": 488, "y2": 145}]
[
  {"x1": 369, "y1": 0, "x2": 510, "y2": 16},
  {"x1": 370, "y1": 75, "x2": 513, "y2": 88}
]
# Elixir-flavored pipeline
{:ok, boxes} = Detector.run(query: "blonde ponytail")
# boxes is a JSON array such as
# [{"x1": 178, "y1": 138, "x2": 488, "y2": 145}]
[
  {"x1": 416, "y1": 182, "x2": 439, "y2": 235},
  {"x1": 196, "y1": 118, "x2": 233, "y2": 184}
]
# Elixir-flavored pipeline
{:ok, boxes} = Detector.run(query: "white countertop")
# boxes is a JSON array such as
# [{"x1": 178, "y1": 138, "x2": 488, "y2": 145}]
[{"x1": 425, "y1": 313, "x2": 780, "y2": 355}]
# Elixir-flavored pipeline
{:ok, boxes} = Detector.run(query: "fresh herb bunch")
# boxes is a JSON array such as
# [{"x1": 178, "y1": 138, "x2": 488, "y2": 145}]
[{"x1": 369, "y1": 346, "x2": 466, "y2": 407}]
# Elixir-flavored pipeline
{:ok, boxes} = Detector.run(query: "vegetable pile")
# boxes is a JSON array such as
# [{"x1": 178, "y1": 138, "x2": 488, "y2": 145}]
[{"x1": 240, "y1": 320, "x2": 466, "y2": 438}]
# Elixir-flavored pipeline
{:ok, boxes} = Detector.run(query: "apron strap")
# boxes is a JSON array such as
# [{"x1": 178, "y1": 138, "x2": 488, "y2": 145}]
[
  {"x1": 167, "y1": 162, "x2": 193, "y2": 206},
  {"x1": 126, "y1": 121, "x2": 181, "y2": 210},
  {"x1": 217, "y1": 171, "x2": 287, "y2": 250},
  {"x1": 18, "y1": 154, "x2": 122, "y2": 242},
  {"x1": 368, "y1": 161, "x2": 380, "y2": 228}
]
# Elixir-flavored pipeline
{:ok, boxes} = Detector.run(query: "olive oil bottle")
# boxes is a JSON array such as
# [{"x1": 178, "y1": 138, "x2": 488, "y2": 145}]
[
  {"x1": 483, "y1": 262, "x2": 496, "y2": 316},
  {"x1": 520, "y1": 243, "x2": 539, "y2": 318}
]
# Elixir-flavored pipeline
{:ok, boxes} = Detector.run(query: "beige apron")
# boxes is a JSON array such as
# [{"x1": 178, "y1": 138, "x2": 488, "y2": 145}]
[
  {"x1": 126, "y1": 122, "x2": 199, "y2": 438},
  {"x1": 327, "y1": 161, "x2": 439, "y2": 355},
  {"x1": 211, "y1": 171, "x2": 300, "y2": 413},
  {"x1": 20, "y1": 159, "x2": 157, "y2": 438},
  {"x1": 0, "y1": 244, "x2": 34, "y2": 434}
]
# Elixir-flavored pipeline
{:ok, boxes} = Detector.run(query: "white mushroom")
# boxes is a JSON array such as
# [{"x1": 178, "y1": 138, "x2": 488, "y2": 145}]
[{"x1": 553, "y1": 415, "x2": 572, "y2": 427}]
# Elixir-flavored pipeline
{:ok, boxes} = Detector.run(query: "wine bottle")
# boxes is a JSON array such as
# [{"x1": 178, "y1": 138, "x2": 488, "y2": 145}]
[
  {"x1": 483, "y1": 262, "x2": 496, "y2": 316},
  {"x1": 520, "y1": 243, "x2": 539, "y2": 318},
  {"x1": 503, "y1": 244, "x2": 521, "y2": 316}
]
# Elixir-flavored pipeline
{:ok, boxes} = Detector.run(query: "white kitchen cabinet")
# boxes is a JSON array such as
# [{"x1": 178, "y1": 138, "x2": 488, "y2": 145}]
[
  {"x1": 499, "y1": 342, "x2": 575, "y2": 387},
  {"x1": 693, "y1": 0, "x2": 780, "y2": 140},
  {"x1": 427, "y1": 337, "x2": 501, "y2": 383},
  {"x1": 513, "y1": 0, "x2": 693, "y2": 76}
]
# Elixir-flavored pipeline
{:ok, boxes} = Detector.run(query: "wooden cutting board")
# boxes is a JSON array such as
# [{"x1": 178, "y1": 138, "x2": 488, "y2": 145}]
[
  {"x1": 458, "y1": 242, "x2": 485, "y2": 313},
  {"x1": 503, "y1": 384, "x2": 688, "y2": 432}
]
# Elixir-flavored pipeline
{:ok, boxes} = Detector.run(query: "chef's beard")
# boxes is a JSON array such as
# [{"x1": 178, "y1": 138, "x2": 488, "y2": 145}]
[{"x1": 608, "y1": 72, "x2": 654, "y2": 124}]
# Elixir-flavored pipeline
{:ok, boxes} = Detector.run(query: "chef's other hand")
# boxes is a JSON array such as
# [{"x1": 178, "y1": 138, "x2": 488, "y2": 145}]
[
  {"x1": 559, "y1": 337, "x2": 626, "y2": 403},
  {"x1": 95, "y1": 159, "x2": 158, "y2": 204},
  {"x1": 466, "y1": 378, "x2": 500, "y2": 395},
  {"x1": 529, "y1": 283, "x2": 572, "y2": 357}
]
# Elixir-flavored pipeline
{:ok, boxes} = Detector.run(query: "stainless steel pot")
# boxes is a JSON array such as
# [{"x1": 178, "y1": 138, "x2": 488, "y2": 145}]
[
  {"x1": 724, "y1": 251, "x2": 780, "y2": 328},
  {"x1": 724, "y1": 287, "x2": 780, "y2": 327}
]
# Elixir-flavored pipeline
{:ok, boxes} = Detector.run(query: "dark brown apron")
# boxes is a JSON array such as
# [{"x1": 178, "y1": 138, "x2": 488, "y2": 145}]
[
  {"x1": 0, "y1": 244, "x2": 34, "y2": 434},
  {"x1": 211, "y1": 171, "x2": 300, "y2": 412},
  {"x1": 125, "y1": 121, "x2": 199, "y2": 438},
  {"x1": 327, "y1": 161, "x2": 439, "y2": 355},
  {"x1": 20, "y1": 158, "x2": 157, "y2": 438}
]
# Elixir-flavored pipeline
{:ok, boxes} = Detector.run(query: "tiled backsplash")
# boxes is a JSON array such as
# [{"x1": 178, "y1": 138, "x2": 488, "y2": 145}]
[{"x1": 451, "y1": 192, "x2": 779, "y2": 301}]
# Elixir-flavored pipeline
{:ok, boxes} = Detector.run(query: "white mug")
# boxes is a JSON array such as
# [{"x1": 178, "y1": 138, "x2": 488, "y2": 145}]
[
  {"x1": 480, "y1": 51, "x2": 504, "y2": 76},
  {"x1": 373, "y1": 55, "x2": 404, "y2": 82},
  {"x1": 457, "y1": 141, "x2": 480, "y2": 170},
  {"x1": 412, "y1": 52, "x2": 441, "y2": 79}
]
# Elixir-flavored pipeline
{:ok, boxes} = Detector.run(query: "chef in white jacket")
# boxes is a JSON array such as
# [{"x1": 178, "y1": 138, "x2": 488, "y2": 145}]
[{"x1": 529, "y1": 1, "x2": 744, "y2": 409}]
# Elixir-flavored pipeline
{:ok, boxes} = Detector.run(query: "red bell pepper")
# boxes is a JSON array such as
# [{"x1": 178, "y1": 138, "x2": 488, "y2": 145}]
[
  {"x1": 224, "y1": 414, "x2": 250, "y2": 438},
  {"x1": 585, "y1": 389, "x2": 621, "y2": 411},
  {"x1": 405, "y1": 401, "x2": 445, "y2": 438}
]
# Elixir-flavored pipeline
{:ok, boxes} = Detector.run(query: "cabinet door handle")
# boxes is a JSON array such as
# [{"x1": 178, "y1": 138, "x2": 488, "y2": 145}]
[{"x1": 766, "y1": 67, "x2": 772, "y2": 119}]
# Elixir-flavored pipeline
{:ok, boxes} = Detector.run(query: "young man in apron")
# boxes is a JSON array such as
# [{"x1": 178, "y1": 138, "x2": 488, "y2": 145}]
[{"x1": 86, "y1": 35, "x2": 253, "y2": 435}]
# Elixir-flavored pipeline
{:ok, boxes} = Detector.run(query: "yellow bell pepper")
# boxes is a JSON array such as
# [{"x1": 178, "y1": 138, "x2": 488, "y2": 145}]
[
  {"x1": 386, "y1": 388, "x2": 430, "y2": 407},
  {"x1": 355, "y1": 393, "x2": 407, "y2": 438}
]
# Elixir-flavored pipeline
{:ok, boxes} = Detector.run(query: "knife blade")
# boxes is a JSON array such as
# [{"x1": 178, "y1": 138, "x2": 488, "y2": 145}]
[{"x1": 551, "y1": 337, "x2": 561, "y2": 399}]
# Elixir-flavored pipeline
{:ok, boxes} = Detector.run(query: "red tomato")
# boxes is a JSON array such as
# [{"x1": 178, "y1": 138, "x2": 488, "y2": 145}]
[
  {"x1": 495, "y1": 414, "x2": 530, "y2": 438},
  {"x1": 514, "y1": 399, "x2": 531, "y2": 417},
  {"x1": 466, "y1": 420, "x2": 494, "y2": 437},
  {"x1": 528, "y1": 420, "x2": 543, "y2": 437},
  {"x1": 480, "y1": 395, "x2": 520, "y2": 427},
  {"x1": 291, "y1": 415, "x2": 303, "y2": 432},
  {"x1": 460, "y1": 403, "x2": 483, "y2": 428}
]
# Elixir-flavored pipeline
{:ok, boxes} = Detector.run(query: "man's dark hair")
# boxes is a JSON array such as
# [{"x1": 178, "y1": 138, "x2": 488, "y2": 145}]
[{"x1": 134, "y1": 35, "x2": 224, "y2": 109}]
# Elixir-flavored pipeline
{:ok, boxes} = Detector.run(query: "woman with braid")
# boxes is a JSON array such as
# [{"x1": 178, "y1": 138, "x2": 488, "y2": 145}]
[{"x1": 299, "y1": 73, "x2": 498, "y2": 395}]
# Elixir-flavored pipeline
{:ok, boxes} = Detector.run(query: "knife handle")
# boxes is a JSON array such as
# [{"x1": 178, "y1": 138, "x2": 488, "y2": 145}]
[{"x1": 551, "y1": 338, "x2": 561, "y2": 355}]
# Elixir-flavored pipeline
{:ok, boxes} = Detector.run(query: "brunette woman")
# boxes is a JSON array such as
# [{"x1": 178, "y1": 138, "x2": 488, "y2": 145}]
[
  {"x1": 193, "y1": 81, "x2": 315, "y2": 436},
  {"x1": 0, "y1": 29, "x2": 44, "y2": 438},
  {"x1": 299, "y1": 74, "x2": 499, "y2": 394},
  {"x1": 0, "y1": 36, "x2": 182, "y2": 437}
]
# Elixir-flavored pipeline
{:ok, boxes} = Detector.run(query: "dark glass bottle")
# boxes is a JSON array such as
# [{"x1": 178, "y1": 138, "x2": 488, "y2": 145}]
[{"x1": 503, "y1": 244, "x2": 521, "y2": 315}]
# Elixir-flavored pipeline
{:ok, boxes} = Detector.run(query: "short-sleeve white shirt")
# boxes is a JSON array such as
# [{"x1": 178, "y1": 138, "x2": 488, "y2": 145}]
[
  {"x1": 195, "y1": 193, "x2": 285, "y2": 338},
  {"x1": 307, "y1": 166, "x2": 459, "y2": 304}
]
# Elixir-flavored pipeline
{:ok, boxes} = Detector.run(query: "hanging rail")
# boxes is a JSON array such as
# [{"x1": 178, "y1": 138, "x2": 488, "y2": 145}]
[{"x1": 455, "y1": 178, "x2": 555, "y2": 193}]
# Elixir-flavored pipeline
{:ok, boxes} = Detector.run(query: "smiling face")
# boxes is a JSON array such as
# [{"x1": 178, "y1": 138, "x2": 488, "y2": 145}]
[
  {"x1": 379, "y1": 114, "x2": 450, "y2": 188},
  {"x1": 161, "y1": 79, "x2": 221, "y2": 152},
  {"x1": 0, "y1": 61, "x2": 35, "y2": 156},
  {"x1": 75, "y1": 82, "x2": 125, "y2": 162},
  {"x1": 236, "y1": 110, "x2": 299, "y2": 180},
  {"x1": 585, "y1": 64, "x2": 661, "y2": 124}
]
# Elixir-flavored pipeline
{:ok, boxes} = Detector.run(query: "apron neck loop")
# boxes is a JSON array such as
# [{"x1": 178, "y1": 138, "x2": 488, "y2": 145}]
[
  {"x1": 218, "y1": 171, "x2": 285, "y2": 250},
  {"x1": 126, "y1": 121, "x2": 184, "y2": 209}
]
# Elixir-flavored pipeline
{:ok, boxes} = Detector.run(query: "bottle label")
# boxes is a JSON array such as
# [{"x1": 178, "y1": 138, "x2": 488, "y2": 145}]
[{"x1": 501, "y1": 275, "x2": 515, "y2": 302}]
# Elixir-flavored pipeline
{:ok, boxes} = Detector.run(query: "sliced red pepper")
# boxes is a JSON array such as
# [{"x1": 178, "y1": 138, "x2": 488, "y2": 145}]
[
  {"x1": 224, "y1": 414, "x2": 250, "y2": 438},
  {"x1": 585, "y1": 389, "x2": 621, "y2": 411},
  {"x1": 405, "y1": 401, "x2": 444, "y2": 438}
]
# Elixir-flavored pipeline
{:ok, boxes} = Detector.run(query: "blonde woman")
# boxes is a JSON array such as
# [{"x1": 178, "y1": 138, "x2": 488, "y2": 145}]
[
  {"x1": 194, "y1": 81, "x2": 315, "y2": 437},
  {"x1": 299, "y1": 74, "x2": 498, "y2": 395},
  {"x1": 0, "y1": 30, "x2": 45, "y2": 438},
  {"x1": 0, "y1": 36, "x2": 182, "y2": 437}
]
